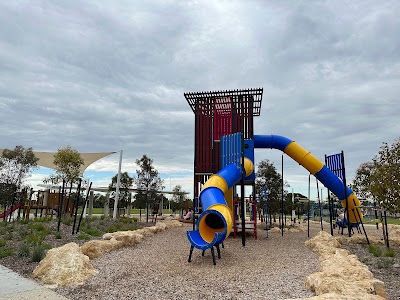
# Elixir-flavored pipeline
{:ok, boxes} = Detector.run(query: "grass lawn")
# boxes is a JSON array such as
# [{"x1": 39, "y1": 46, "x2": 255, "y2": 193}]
[{"x1": 363, "y1": 217, "x2": 400, "y2": 225}]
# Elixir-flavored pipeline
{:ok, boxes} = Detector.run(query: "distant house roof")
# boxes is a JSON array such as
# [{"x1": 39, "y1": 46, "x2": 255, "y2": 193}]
[{"x1": 0, "y1": 149, "x2": 115, "y2": 176}]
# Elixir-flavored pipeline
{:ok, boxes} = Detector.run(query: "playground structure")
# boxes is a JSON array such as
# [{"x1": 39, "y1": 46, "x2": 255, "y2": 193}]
[
  {"x1": 1, "y1": 183, "x2": 97, "y2": 236},
  {"x1": 1, "y1": 189, "x2": 76, "y2": 221},
  {"x1": 185, "y1": 88, "x2": 364, "y2": 264},
  {"x1": 24, "y1": 191, "x2": 74, "y2": 219}
]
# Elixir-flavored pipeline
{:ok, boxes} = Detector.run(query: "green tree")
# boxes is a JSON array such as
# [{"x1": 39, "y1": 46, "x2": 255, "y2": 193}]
[
  {"x1": 352, "y1": 138, "x2": 400, "y2": 213},
  {"x1": 171, "y1": 185, "x2": 188, "y2": 215},
  {"x1": 45, "y1": 146, "x2": 84, "y2": 185},
  {"x1": 371, "y1": 139, "x2": 400, "y2": 213},
  {"x1": 255, "y1": 159, "x2": 289, "y2": 218},
  {"x1": 108, "y1": 172, "x2": 133, "y2": 209},
  {"x1": 0, "y1": 146, "x2": 38, "y2": 206},
  {"x1": 93, "y1": 193, "x2": 108, "y2": 208},
  {"x1": 0, "y1": 146, "x2": 38, "y2": 188},
  {"x1": 133, "y1": 155, "x2": 164, "y2": 220},
  {"x1": 285, "y1": 192, "x2": 308, "y2": 215},
  {"x1": 352, "y1": 161, "x2": 375, "y2": 200}
]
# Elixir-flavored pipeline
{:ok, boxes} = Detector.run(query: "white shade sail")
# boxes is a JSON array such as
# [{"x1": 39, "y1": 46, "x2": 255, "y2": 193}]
[{"x1": 0, "y1": 149, "x2": 115, "y2": 176}]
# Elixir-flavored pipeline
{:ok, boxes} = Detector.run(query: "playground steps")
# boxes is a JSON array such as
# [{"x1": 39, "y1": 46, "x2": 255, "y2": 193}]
[
  {"x1": 233, "y1": 221, "x2": 257, "y2": 239},
  {"x1": 233, "y1": 196, "x2": 258, "y2": 239}
]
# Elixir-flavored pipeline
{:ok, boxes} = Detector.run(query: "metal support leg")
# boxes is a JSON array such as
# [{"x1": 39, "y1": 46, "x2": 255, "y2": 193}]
[
  {"x1": 210, "y1": 247, "x2": 216, "y2": 265},
  {"x1": 202, "y1": 250, "x2": 205, "y2": 256},
  {"x1": 216, "y1": 245, "x2": 221, "y2": 259},
  {"x1": 188, "y1": 245, "x2": 194, "y2": 263}
]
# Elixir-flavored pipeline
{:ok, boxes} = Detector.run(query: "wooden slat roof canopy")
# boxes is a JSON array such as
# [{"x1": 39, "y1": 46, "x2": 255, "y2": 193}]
[
  {"x1": 184, "y1": 88, "x2": 263, "y2": 116},
  {"x1": 0, "y1": 149, "x2": 115, "y2": 176}
]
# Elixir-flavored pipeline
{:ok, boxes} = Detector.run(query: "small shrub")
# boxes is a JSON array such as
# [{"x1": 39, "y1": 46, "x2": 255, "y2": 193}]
[
  {"x1": 0, "y1": 227, "x2": 6, "y2": 235},
  {"x1": 17, "y1": 243, "x2": 31, "y2": 257},
  {"x1": 41, "y1": 243, "x2": 52, "y2": 250},
  {"x1": 361, "y1": 257, "x2": 369, "y2": 264},
  {"x1": 385, "y1": 249, "x2": 395, "y2": 257},
  {"x1": 25, "y1": 231, "x2": 49, "y2": 245},
  {"x1": 81, "y1": 218, "x2": 91, "y2": 229},
  {"x1": 107, "y1": 224, "x2": 123, "y2": 233},
  {"x1": 118, "y1": 217, "x2": 134, "y2": 224},
  {"x1": 17, "y1": 226, "x2": 30, "y2": 239},
  {"x1": 0, "y1": 238, "x2": 7, "y2": 247},
  {"x1": 62, "y1": 217, "x2": 73, "y2": 226},
  {"x1": 367, "y1": 244, "x2": 382, "y2": 257},
  {"x1": 5, "y1": 226, "x2": 15, "y2": 233},
  {"x1": 29, "y1": 223, "x2": 46, "y2": 231},
  {"x1": 19, "y1": 218, "x2": 30, "y2": 225},
  {"x1": 80, "y1": 227, "x2": 102, "y2": 237},
  {"x1": 31, "y1": 245, "x2": 46, "y2": 262},
  {"x1": 77, "y1": 234, "x2": 91, "y2": 241},
  {"x1": 4, "y1": 232, "x2": 13, "y2": 240},
  {"x1": 34, "y1": 216, "x2": 52, "y2": 223},
  {"x1": 0, "y1": 246, "x2": 13, "y2": 259},
  {"x1": 377, "y1": 258, "x2": 394, "y2": 269}
]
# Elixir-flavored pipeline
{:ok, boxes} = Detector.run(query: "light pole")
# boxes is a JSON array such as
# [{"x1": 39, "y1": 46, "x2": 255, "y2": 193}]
[{"x1": 113, "y1": 150, "x2": 123, "y2": 219}]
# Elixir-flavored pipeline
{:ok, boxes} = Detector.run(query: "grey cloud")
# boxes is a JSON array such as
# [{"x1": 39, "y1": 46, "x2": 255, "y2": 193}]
[{"x1": 0, "y1": 1, "x2": 399, "y2": 192}]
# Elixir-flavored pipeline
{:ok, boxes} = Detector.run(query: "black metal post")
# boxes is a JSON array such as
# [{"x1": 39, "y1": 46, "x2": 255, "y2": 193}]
[
  {"x1": 57, "y1": 180, "x2": 65, "y2": 232},
  {"x1": 338, "y1": 151, "x2": 350, "y2": 237},
  {"x1": 384, "y1": 210, "x2": 390, "y2": 249},
  {"x1": 281, "y1": 155, "x2": 284, "y2": 236},
  {"x1": 373, "y1": 200, "x2": 379, "y2": 229},
  {"x1": 216, "y1": 245, "x2": 221, "y2": 259},
  {"x1": 211, "y1": 247, "x2": 216, "y2": 265},
  {"x1": 146, "y1": 192, "x2": 149, "y2": 223},
  {"x1": 188, "y1": 245, "x2": 194, "y2": 263},
  {"x1": 64, "y1": 182, "x2": 73, "y2": 217},
  {"x1": 307, "y1": 174, "x2": 310, "y2": 238},
  {"x1": 352, "y1": 199, "x2": 369, "y2": 244},
  {"x1": 241, "y1": 133, "x2": 246, "y2": 247},
  {"x1": 72, "y1": 179, "x2": 82, "y2": 234},
  {"x1": 77, "y1": 182, "x2": 92, "y2": 233},
  {"x1": 316, "y1": 179, "x2": 323, "y2": 231}
]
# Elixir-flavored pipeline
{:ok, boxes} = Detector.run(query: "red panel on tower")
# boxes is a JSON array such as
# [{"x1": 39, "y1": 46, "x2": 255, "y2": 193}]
[{"x1": 214, "y1": 96, "x2": 232, "y2": 141}]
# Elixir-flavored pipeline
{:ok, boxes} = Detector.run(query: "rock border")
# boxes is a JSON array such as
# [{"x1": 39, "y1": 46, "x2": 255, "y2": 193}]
[{"x1": 33, "y1": 220, "x2": 182, "y2": 286}]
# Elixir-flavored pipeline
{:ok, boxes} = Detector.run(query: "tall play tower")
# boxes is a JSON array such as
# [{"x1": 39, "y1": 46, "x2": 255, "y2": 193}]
[
  {"x1": 184, "y1": 88, "x2": 364, "y2": 265},
  {"x1": 184, "y1": 88, "x2": 264, "y2": 239}
]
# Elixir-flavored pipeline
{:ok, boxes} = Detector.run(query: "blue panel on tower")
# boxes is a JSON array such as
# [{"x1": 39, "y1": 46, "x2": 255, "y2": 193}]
[
  {"x1": 220, "y1": 133, "x2": 255, "y2": 181},
  {"x1": 220, "y1": 132, "x2": 242, "y2": 169}
]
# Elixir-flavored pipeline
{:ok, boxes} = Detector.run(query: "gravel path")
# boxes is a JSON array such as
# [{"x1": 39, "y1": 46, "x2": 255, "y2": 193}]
[{"x1": 57, "y1": 223, "x2": 321, "y2": 300}]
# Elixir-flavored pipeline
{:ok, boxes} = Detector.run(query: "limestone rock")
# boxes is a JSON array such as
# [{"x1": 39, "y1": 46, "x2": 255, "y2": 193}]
[
  {"x1": 304, "y1": 231, "x2": 387, "y2": 299},
  {"x1": 163, "y1": 219, "x2": 183, "y2": 228},
  {"x1": 289, "y1": 291, "x2": 386, "y2": 300},
  {"x1": 81, "y1": 221, "x2": 180, "y2": 260},
  {"x1": 33, "y1": 242, "x2": 97, "y2": 286},
  {"x1": 80, "y1": 238, "x2": 124, "y2": 259}
]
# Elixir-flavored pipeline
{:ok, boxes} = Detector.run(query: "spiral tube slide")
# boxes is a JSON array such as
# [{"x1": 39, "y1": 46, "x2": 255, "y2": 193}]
[
  {"x1": 254, "y1": 135, "x2": 362, "y2": 223},
  {"x1": 187, "y1": 158, "x2": 254, "y2": 250}
]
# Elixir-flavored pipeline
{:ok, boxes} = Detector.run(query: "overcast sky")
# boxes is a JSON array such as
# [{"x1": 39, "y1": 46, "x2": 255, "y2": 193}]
[{"x1": 1, "y1": 1, "x2": 399, "y2": 200}]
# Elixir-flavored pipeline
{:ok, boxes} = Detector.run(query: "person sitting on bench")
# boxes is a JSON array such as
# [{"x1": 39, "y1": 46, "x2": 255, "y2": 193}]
[
  {"x1": 336, "y1": 210, "x2": 347, "y2": 228},
  {"x1": 183, "y1": 208, "x2": 193, "y2": 220}
]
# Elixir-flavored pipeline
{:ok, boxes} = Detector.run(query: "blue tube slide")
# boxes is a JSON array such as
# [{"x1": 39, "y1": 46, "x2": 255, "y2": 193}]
[
  {"x1": 187, "y1": 159, "x2": 253, "y2": 250},
  {"x1": 254, "y1": 135, "x2": 362, "y2": 222}
]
